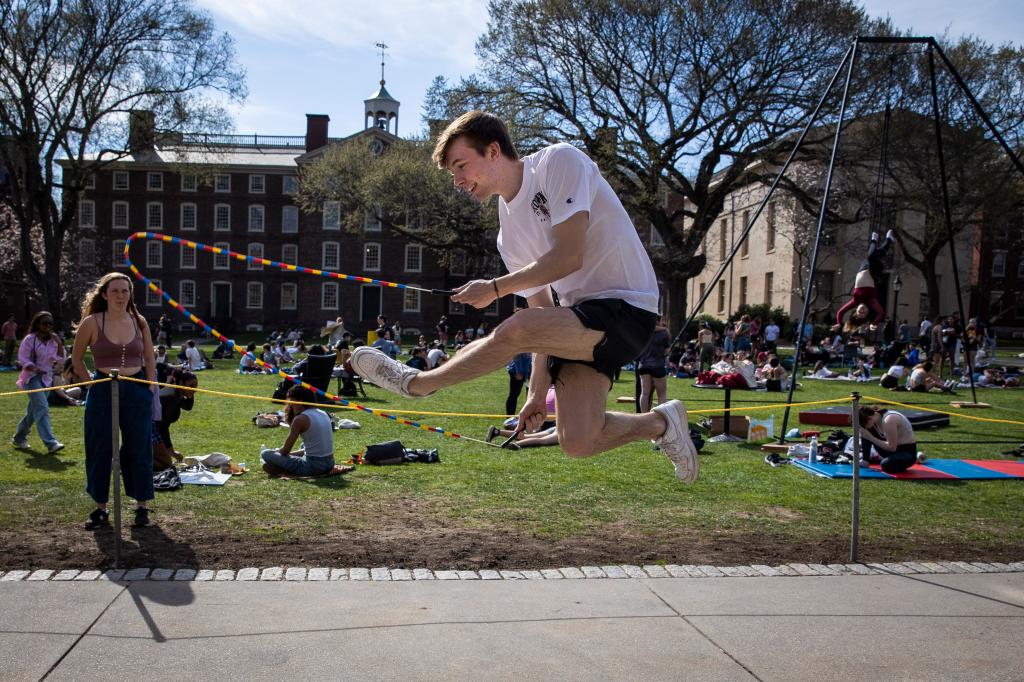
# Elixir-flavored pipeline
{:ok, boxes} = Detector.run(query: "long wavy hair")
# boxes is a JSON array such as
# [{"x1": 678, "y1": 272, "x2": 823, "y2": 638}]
[{"x1": 76, "y1": 272, "x2": 144, "y2": 329}]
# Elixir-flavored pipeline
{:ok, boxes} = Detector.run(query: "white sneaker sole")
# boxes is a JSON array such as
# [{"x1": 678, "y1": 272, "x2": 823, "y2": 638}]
[{"x1": 655, "y1": 400, "x2": 699, "y2": 483}]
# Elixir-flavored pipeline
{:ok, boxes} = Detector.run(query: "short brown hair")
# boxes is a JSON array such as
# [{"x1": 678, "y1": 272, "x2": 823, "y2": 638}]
[{"x1": 431, "y1": 110, "x2": 518, "y2": 168}]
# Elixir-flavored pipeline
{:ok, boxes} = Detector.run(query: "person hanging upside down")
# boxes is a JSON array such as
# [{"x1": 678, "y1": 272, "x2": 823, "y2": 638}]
[
  {"x1": 350, "y1": 111, "x2": 699, "y2": 482},
  {"x1": 833, "y1": 230, "x2": 895, "y2": 333}
]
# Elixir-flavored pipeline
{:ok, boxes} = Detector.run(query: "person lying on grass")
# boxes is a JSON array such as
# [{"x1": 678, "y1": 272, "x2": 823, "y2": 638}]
[{"x1": 260, "y1": 385, "x2": 335, "y2": 477}]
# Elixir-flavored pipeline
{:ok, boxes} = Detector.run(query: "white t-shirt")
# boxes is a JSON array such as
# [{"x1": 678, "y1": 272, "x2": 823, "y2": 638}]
[
  {"x1": 497, "y1": 144, "x2": 659, "y2": 313},
  {"x1": 908, "y1": 368, "x2": 926, "y2": 389},
  {"x1": 427, "y1": 348, "x2": 446, "y2": 369},
  {"x1": 185, "y1": 346, "x2": 202, "y2": 369}
]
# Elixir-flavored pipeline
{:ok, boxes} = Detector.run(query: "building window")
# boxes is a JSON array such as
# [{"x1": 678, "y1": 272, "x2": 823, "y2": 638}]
[
  {"x1": 281, "y1": 244, "x2": 298, "y2": 265},
  {"x1": 146, "y1": 279, "x2": 162, "y2": 307},
  {"x1": 764, "y1": 272, "x2": 774, "y2": 306},
  {"x1": 213, "y1": 242, "x2": 230, "y2": 270},
  {"x1": 649, "y1": 223, "x2": 664, "y2": 247},
  {"x1": 146, "y1": 202, "x2": 162, "y2": 230},
  {"x1": 147, "y1": 172, "x2": 163, "y2": 191},
  {"x1": 112, "y1": 239, "x2": 127, "y2": 267},
  {"x1": 214, "y1": 173, "x2": 230, "y2": 192},
  {"x1": 181, "y1": 203, "x2": 197, "y2": 231},
  {"x1": 449, "y1": 300, "x2": 464, "y2": 315},
  {"x1": 181, "y1": 242, "x2": 196, "y2": 269},
  {"x1": 113, "y1": 171, "x2": 129, "y2": 191},
  {"x1": 449, "y1": 250, "x2": 466, "y2": 276},
  {"x1": 146, "y1": 241, "x2": 162, "y2": 268},
  {"x1": 282, "y1": 205, "x2": 298, "y2": 233},
  {"x1": 364, "y1": 242, "x2": 381, "y2": 271},
  {"x1": 248, "y1": 242, "x2": 264, "y2": 270},
  {"x1": 719, "y1": 218, "x2": 727, "y2": 261},
  {"x1": 249, "y1": 174, "x2": 265, "y2": 193},
  {"x1": 1017, "y1": 256, "x2": 1024, "y2": 279},
  {"x1": 78, "y1": 200, "x2": 95, "y2": 228},
  {"x1": 483, "y1": 299, "x2": 499, "y2": 316},
  {"x1": 181, "y1": 173, "x2": 197, "y2": 192},
  {"x1": 739, "y1": 276, "x2": 748, "y2": 306},
  {"x1": 214, "y1": 204, "x2": 230, "y2": 231},
  {"x1": 766, "y1": 202, "x2": 776, "y2": 252},
  {"x1": 112, "y1": 201, "x2": 129, "y2": 230},
  {"x1": 698, "y1": 282, "x2": 706, "y2": 313},
  {"x1": 364, "y1": 205, "x2": 382, "y2": 232},
  {"x1": 248, "y1": 205, "x2": 265, "y2": 232},
  {"x1": 246, "y1": 282, "x2": 263, "y2": 309},
  {"x1": 717, "y1": 280, "x2": 725, "y2": 312},
  {"x1": 404, "y1": 286, "x2": 421, "y2": 313},
  {"x1": 323, "y1": 241, "x2": 340, "y2": 270},
  {"x1": 740, "y1": 211, "x2": 750, "y2": 258},
  {"x1": 323, "y1": 201, "x2": 340, "y2": 230},
  {"x1": 79, "y1": 238, "x2": 95, "y2": 266},
  {"x1": 82, "y1": 173, "x2": 95, "y2": 189},
  {"x1": 989, "y1": 290, "x2": 1003, "y2": 317},
  {"x1": 321, "y1": 282, "x2": 339, "y2": 310},
  {"x1": 404, "y1": 244, "x2": 422, "y2": 272},
  {"x1": 281, "y1": 282, "x2": 297, "y2": 310},
  {"x1": 179, "y1": 280, "x2": 196, "y2": 307},
  {"x1": 283, "y1": 175, "x2": 299, "y2": 195},
  {"x1": 992, "y1": 251, "x2": 1007, "y2": 278}
]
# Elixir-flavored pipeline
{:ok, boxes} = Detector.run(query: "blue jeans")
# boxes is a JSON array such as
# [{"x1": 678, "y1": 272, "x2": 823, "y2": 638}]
[
  {"x1": 84, "y1": 372, "x2": 154, "y2": 504},
  {"x1": 14, "y1": 375, "x2": 59, "y2": 448},
  {"x1": 261, "y1": 448, "x2": 334, "y2": 476}
]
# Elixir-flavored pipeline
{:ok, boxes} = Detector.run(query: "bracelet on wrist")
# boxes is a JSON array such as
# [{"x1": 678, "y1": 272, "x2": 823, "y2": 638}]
[{"x1": 492, "y1": 279, "x2": 501, "y2": 298}]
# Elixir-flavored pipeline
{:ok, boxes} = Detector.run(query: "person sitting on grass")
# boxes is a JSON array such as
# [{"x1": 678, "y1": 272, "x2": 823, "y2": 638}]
[
  {"x1": 239, "y1": 343, "x2": 262, "y2": 373},
  {"x1": 880, "y1": 355, "x2": 910, "y2": 389},
  {"x1": 762, "y1": 356, "x2": 787, "y2": 392},
  {"x1": 260, "y1": 385, "x2": 335, "y2": 477},
  {"x1": 406, "y1": 347, "x2": 428, "y2": 371},
  {"x1": 849, "y1": 357, "x2": 872, "y2": 381},
  {"x1": 857, "y1": 405, "x2": 921, "y2": 474},
  {"x1": 808, "y1": 360, "x2": 840, "y2": 379},
  {"x1": 485, "y1": 424, "x2": 559, "y2": 449},
  {"x1": 907, "y1": 360, "x2": 955, "y2": 393}
]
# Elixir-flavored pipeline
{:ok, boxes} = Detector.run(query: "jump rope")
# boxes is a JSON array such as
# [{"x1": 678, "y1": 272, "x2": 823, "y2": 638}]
[{"x1": 123, "y1": 231, "x2": 514, "y2": 449}]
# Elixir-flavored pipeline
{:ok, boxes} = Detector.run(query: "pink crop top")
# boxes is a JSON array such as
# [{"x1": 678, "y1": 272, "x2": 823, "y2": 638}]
[{"x1": 92, "y1": 312, "x2": 145, "y2": 369}]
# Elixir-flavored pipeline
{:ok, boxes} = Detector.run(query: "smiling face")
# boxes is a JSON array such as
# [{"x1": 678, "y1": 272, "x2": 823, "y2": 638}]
[{"x1": 445, "y1": 137, "x2": 498, "y2": 201}]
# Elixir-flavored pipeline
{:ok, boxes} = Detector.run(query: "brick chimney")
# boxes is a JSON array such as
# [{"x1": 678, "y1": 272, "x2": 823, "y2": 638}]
[
  {"x1": 305, "y1": 114, "x2": 330, "y2": 151},
  {"x1": 128, "y1": 110, "x2": 156, "y2": 152}
]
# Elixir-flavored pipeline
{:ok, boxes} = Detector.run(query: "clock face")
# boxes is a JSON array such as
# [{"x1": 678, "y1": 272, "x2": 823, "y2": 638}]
[{"x1": 370, "y1": 138, "x2": 385, "y2": 156}]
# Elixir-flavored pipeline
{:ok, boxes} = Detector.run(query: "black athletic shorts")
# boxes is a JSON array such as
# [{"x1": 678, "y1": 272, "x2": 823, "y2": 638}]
[
  {"x1": 548, "y1": 298, "x2": 658, "y2": 387},
  {"x1": 637, "y1": 366, "x2": 668, "y2": 379}
]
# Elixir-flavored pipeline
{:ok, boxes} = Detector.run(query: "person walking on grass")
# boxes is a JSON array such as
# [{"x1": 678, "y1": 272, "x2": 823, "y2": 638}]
[
  {"x1": 351, "y1": 110, "x2": 698, "y2": 482},
  {"x1": 11, "y1": 311, "x2": 66, "y2": 453}
]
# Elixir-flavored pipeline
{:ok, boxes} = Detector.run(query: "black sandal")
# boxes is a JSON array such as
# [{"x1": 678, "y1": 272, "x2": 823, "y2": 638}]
[
  {"x1": 133, "y1": 507, "x2": 151, "y2": 528},
  {"x1": 84, "y1": 508, "x2": 109, "y2": 530}
]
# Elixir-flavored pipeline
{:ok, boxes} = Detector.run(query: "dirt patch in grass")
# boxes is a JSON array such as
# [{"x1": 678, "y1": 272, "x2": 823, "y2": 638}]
[{"x1": 1, "y1": 516, "x2": 1017, "y2": 571}]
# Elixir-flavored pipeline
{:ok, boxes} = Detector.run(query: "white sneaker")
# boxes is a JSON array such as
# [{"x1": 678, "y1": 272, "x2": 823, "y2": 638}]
[
  {"x1": 47, "y1": 442, "x2": 65, "y2": 454},
  {"x1": 349, "y1": 347, "x2": 426, "y2": 398},
  {"x1": 652, "y1": 400, "x2": 699, "y2": 483},
  {"x1": 11, "y1": 438, "x2": 30, "y2": 450}
]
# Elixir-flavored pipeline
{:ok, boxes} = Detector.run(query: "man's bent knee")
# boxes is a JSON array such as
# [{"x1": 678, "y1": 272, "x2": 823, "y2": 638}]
[{"x1": 558, "y1": 423, "x2": 601, "y2": 458}]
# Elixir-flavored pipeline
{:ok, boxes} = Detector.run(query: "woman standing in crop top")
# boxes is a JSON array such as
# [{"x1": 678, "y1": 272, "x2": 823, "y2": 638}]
[{"x1": 71, "y1": 273, "x2": 158, "y2": 530}]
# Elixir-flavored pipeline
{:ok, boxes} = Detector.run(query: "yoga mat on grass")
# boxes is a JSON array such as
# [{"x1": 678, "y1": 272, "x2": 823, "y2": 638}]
[{"x1": 791, "y1": 458, "x2": 1024, "y2": 480}]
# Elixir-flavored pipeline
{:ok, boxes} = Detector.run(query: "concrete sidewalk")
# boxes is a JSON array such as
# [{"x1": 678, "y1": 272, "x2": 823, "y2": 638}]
[{"x1": 2, "y1": 571, "x2": 1022, "y2": 681}]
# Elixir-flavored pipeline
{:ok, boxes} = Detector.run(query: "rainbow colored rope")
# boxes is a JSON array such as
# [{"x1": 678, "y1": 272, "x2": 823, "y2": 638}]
[{"x1": 123, "y1": 231, "x2": 482, "y2": 444}]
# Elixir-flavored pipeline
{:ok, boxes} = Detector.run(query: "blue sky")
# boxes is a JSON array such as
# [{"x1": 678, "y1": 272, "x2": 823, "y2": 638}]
[{"x1": 196, "y1": 0, "x2": 1024, "y2": 139}]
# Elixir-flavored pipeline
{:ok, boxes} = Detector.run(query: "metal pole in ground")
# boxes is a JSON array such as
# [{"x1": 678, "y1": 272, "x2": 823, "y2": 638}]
[
  {"x1": 850, "y1": 392, "x2": 861, "y2": 563},
  {"x1": 110, "y1": 370, "x2": 121, "y2": 569}
]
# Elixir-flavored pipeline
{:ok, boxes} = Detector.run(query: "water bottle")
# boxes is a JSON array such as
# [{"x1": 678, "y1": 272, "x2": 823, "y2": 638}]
[{"x1": 808, "y1": 436, "x2": 819, "y2": 463}]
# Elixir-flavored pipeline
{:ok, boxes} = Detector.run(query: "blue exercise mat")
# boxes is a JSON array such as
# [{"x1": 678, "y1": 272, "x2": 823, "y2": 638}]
[{"x1": 791, "y1": 457, "x2": 1024, "y2": 480}]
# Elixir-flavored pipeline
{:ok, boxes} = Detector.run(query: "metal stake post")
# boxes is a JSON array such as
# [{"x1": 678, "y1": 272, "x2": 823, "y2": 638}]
[
  {"x1": 849, "y1": 392, "x2": 862, "y2": 563},
  {"x1": 110, "y1": 370, "x2": 122, "y2": 569}
]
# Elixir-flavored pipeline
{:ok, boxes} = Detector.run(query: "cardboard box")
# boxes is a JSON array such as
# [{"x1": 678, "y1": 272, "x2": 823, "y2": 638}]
[{"x1": 709, "y1": 415, "x2": 750, "y2": 438}]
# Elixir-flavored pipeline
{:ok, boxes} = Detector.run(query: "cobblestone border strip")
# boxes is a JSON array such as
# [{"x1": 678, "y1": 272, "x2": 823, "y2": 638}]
[{"x1": 1, "y1": 562, "x2": 1022, "y2": 582}]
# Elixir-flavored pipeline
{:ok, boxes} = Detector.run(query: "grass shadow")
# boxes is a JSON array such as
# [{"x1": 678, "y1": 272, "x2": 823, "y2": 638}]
[{"x1": 23, "y1": 451, "x2": 79, "y2": 472}]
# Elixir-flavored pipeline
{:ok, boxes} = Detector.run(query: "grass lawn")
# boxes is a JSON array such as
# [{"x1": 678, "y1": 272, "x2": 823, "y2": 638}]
[{"x1": 1, "y1": 348, "x2": 1023, "y2": 570}]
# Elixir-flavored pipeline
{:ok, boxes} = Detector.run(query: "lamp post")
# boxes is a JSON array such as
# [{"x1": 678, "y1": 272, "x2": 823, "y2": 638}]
[{"x1": 890, "y1": 275, "x2": 902, "y2": 343}]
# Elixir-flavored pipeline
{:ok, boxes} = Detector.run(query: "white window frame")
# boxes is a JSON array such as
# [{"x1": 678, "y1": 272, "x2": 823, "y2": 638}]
[
  {"x1": 112, "y1": 201, "x2": 129, "y2": 230},
  {"x1": 79, "y1": 238, "x2": 95, "y2": 267},
  {"x1": 321, "y1": 282, "x2": 339, "y2": 310},
  {"x1": 322, "y1": 241, "x2": 340, "y2": 270},
  {"x1": 281, "y1": 282, "x2": 298, "y2": 310},
  {"x1": 364, "y1": 205, "x2": 382, "y2": 232},
  {"x1": 281, "y1": 243, "x2": 298, "y2": 266},
  {"x1": 282, "y1": 175, "x2": 299, "y2": 195},
  {"x1": 113, "y1": 171, "x2": 129, "y2": 191},
  {"x1": 146, "y1": 279, "x2": 162, "y2": 307},
  {"x1": 84, "y1": 173, "x2": 95, "y2": 189},
  {"x1": 649, "y1": 223, "x2": 664, "y2": 247},
  {"x1": 403, "y1": 285, "x2": 421, "y2": 313},
  {"x1": 146, "y1": 241, "x2": 163, "y2": 268},
  {"x1": 282, "y1": 205, "x2": 299, "y2": 233},
  {"x1": 249, "y1": 174, "x2": 265, "y2": 194},
  {"x1": 363, "y1": 242, "x2": 381, "y2": 272},
  {"x1": 180, "y1": 202, "x2": 197, "y2": 231},
  {"x1": 214, "y1": 204, "x2": 230, "y2": 231},
  {"x1": 181, "y1": 173, "x2": 197, "y2": 192},
  {"x1": 247, "y1": 242, "x2": 264, "y2": 270},
  {"x1": 78, "y1": 199, "x2": 95, "y2": 229},
  {"x1": 214, "y1": 173, "x2": 231, "y2": 192},
  {"x1": 179, "y1": 279, "x2": 197, "y2": 308},
  {"x1": 180, "y1": 242, "x2": 197, "y2": 269},
  {"x1": 248, "y1": 204, "x2": 265, "y2": 232},
  {"x1": 147, "y1": 171, "x2": 163, "y2": 191},
  {"x1": 213, "y1": 242, "x2": 230, "y2": 270},
  {"x1": 146, "y1": 201, "x2": 163, "y2": 230},
  {"x1": 246, "y1": 281, "x2": 263, "y2": 309},
  {"x1": 404, "y1": 244, "x2": 423, "y2": 272},
  {"x1": 483, "y1": 299, "x2": 499, "y2": 316},
  {"x1": 323, "y1": 201, "x2": 340, "y2": 230},
  {"x1": 112, "y1": 239, "x2": 127, "y2": 267},
  {"x1": 992, "y1": 250, "x2": 1007, "y2": 278}
]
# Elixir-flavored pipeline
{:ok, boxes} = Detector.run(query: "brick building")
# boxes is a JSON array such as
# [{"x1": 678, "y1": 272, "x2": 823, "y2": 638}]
[{"x1": 59, "y1": 83, "x2": 511, "y2": 341}]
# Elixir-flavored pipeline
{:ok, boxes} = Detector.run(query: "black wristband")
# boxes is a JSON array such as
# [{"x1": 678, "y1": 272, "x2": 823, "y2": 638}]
[{"x1": 492, "y1": 279, "x2": 500, "y2": 298}]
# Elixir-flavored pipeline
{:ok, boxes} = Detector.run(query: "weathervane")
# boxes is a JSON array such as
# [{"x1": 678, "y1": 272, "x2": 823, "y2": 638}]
[{"x1": 375, "y1": 41, "x2": 388, "y2": 85}]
